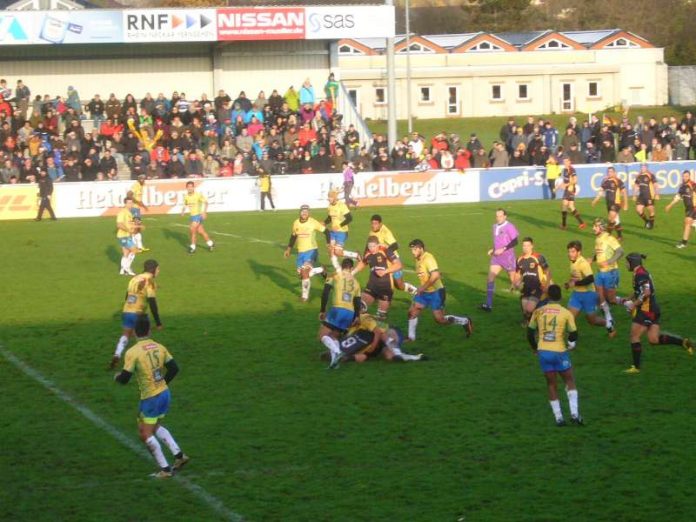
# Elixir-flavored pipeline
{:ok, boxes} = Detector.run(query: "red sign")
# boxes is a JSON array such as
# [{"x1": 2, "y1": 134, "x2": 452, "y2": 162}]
[{"x1": 216, "y1": 7, "x2": 304, "y2": 41}]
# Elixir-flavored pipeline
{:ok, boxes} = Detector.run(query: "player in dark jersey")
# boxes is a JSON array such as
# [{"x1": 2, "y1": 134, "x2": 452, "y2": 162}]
[
  {"x1": 665, "y1": 170, "x2": 696, "y2": 249},
  {"x1": 515, "y1": 237, "x2": 551, "y2": 325},
  {"x1": 592, "y1": 166, "x2": 628, "y2": 240},
  {"x1": 621, "y1": 253, "x2": 693, "y2": 374},
  {"x1": 556, "y1": 158, "x2": 585, "y2": 230},
  {"x1": 632, "y1": 164, "x2": 659, "y2": 229},
  {"x1": 336, "y1": 313, "x2": 426, "y2": 363},
  {"x1": 352, "y1": 235, "x2": 402, "y2": 320}
]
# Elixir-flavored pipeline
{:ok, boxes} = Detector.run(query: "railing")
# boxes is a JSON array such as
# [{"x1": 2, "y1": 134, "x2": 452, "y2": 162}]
[{"x1": 337, "y1": 81, "x2": 373, "y2": 146}]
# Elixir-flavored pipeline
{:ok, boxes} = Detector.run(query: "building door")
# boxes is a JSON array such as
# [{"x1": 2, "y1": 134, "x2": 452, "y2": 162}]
[
  {"x1": 447, "y1": 86, "x2": 460, "y2": 116},
  {"x1": 561, "y1": 82, "x2": 574, "y2": 111}
]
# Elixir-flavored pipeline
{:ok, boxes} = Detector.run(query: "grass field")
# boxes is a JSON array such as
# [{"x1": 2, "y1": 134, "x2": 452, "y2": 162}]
[{"x1": 1, "y1": 198, "x2": 696, "y2": 522}]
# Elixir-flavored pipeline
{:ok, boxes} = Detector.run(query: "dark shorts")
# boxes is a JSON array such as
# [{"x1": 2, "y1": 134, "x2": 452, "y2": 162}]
[
  {"x1": 633, "y1": 309, "x2": 661, "y2": 327},
  {"x1": 606, "y1": 203, "x2": 621, "y2": 213},
  {"x1": 521, "y1": 286, "x2": 542, "y2": 300},
  {"x1": 686, "y1": 208, "x2": 696, "y2": 220},
  {"x1": 636, "y1": 195, "x2": 654, "y2": 207},
  {"x1": 563, "y1": 192, "x2": 575, "y2": 202},
  {"x1": 364, "y1": 283, "x2": 393, "y2": 302}
]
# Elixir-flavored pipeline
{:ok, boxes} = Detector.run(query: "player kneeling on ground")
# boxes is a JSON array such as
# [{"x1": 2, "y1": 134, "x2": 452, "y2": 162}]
[
  {"x1": 527, "y1": 284, "x2": 583, "y2": 427},
  {"x1": 318, "y1": 258, "x2": 361, "y2": 368},
  {"x1": 114, "y1": 316, "x2": 189, "y2": 478}
]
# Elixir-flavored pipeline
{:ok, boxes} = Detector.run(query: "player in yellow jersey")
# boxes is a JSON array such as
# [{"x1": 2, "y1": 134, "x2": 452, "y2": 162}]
[
  {"x1": 127, "y1": 175, "x2": 150, "y2": 252},
  {"x1": 284, "y1": 205, "x2": 330, "y2": 301},
  {"x1": 326, "y1": 189, "x2": 359, "y2": 265},
  {"x1": 527, "y1": 285, "x2": 583, "y2": 426},
  {"x1": 114, "y1": 316, "x2": 188, "y2": 478},
  {"x1": 318, "y1": 258, "x2": 362, "y2": 368},
  {"x1": 406, "y1": 239, "x2": 473, "y2": 342},
  {"x1": 592, "y1": 218, "x2": 624, "y2": 328},
  {"x1": 564, "y1": 240, "x2": 615, "y2": 337},
  {"x1": 116, "y1": 196, "x2": 138, "y2": 276},
  {"x1": 182, "y1": 181, "x2": 214, "y2": 254},
  {"x1": 111, "y1": 259, "x2": 163, "y2": 368},
  {"x1": 368, "y1": 214, "x2": 418, "y2": 295}
]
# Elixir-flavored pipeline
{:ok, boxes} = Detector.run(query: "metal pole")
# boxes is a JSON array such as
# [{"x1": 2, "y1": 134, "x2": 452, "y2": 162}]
[
  {"x1": 386, "y1": 0, "x2": 397, "y2": 151},
  {"x1": 406, "y1": 0, "x2": 412, "y2": 134}
]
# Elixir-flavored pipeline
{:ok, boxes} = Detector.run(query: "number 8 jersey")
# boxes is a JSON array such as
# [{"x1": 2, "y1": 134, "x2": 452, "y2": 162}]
[{"x1": 123, "y1": 339, "x2": 172, "y2": 400}]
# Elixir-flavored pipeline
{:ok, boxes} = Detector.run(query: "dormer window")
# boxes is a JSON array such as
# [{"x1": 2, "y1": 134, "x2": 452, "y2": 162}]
[
  {"x1": 338, "y1": 44, "x2": 364, "y2": 55},
  {"x1": 537, "y1": 39, "x2": 570, "y2": 50},
  {"x1": 470, "y1": 40, "x2": 502, "y2": 52}
]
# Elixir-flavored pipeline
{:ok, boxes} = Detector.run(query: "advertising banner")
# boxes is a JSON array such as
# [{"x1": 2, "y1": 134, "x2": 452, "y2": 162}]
[
  {"x1": 304, "y1": 5, "x2": 395, "y2": 39},
  {"x1": 0, "y1": 10, "x2": 123, "y2": 45},
  {"x1": 123, "y1": 9, "x2": 216, "y2": 43},
  {"x1": 478, "y1": 161, "x2": 696, "y2": 202},
  {"x1": 0, "y1": 12, "x2": 34, "y2": 45},
  {"x1": 216, "y1": 7, "x2": 304, "y2": 41},
  {"x1": 0, "y1": 185, "x2": 41, "y2": 220}
]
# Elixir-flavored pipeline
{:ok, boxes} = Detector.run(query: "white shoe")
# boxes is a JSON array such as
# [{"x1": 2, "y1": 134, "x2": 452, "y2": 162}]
[
  {"x1": 676, "y1": 243, "x2": 687, "y2": 249},
  {"x1": 119, "y1": 268, "x2": 127, "y2": 275},
  {"x1": 126, "y1": 269, "x2": 136, "y2": 276},
  {"x1": 328, "y1": 350, "x2": 342, "y2": 369}
]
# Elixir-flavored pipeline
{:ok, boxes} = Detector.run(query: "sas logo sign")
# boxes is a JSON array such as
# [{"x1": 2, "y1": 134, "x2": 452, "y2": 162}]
[
  {"x1": 307, "y1": 13, "x2": 355, "y2": 33},
  {"x1": 0, "y1": 16, "x2": 29, "y2": 43}
]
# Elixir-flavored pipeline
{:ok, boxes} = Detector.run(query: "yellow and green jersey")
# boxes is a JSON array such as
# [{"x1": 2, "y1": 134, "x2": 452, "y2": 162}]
[
  {"x1": 123, "y1": 272, "x2": 157, "y2": 314},
  {"x1": 594, "y1": 232, "x2": 621, "y2": 272},
  {"x1": 529, "y1": 303, "x2": 577, "y2": 353},
  {"x1": 116, "y1": 208, "x2": 134, "y2": 238},
  {"x1": 570, "y1": 256, "x2": 595, "y2": 292},
  {"x1": 123, "y1": 338, "x2": 172, "y2": 400},
  {"x1": 415, "y1": 252, "x2": 443, "y2": 292},
  {"x1": 184, "y1": 192, "x2": 207, "y2": 216},
  {"x1": 327, "y1": 200, "x2": 350, "y2": 232},
  {"x1": 328, "y1": 271, "x2": 361, "y2": 311},
  {"x1": 292, "y1": 217, "x2": 325, "y2": 253}
]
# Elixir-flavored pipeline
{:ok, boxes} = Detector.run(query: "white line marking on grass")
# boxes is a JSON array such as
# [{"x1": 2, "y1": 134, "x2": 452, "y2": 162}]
[
  {"x1": 0, "y1": 346, "x2": 245, "y2": 522},
  {"x1": 173, "y1": 223, "x2": 283, "y2": 247}
]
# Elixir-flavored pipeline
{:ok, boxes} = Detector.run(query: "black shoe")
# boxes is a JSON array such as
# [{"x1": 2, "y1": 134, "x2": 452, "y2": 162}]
[
  {"x1": 417, "y1": 354, "x2": 429, "y2": 361},
  {"x1": 571, "y1": 416, "x2": 585, "y2": 426},
  {"x1": 480, "y1": 304, "x2": 492, "y2": 312},
  {"x1": 556, "y1": 419, "x2": 567, "y2": 427}
]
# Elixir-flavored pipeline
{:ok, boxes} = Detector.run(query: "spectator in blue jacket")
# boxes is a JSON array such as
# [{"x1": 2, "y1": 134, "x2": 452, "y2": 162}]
[
  {"x1": 542, "y1": 121, "x2": 559, "y2": 153},
  {"x1": 299, "y1": 78, "x2": 315, "y2": 106}
]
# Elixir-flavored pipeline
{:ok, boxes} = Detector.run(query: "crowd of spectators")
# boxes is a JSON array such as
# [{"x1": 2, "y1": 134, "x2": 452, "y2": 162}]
[{"x1": 0, "y1": 73, "x2": 694, "y2": 185}]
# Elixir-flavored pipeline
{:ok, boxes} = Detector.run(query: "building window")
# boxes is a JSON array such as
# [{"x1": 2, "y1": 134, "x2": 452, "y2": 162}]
[
  {"x1": 588, "y1": 81, "x2": 600, "y2": 98},
  {"x1": 419, "y1": 86, "x2": 431, "y2": 102},
  {"x1": 375, "y1": 87, "x2": 386, "y2": 104},
  {"x1": 338, "y1": 44, "x2": 363, "y2": 55},
  {"x1": 470, "y1": 40, "x2": 502, "y2": 52},
  {"x1": 537, "y1": 39, "x2": 570, "y2": 50},
  {"x1": 517, "y1": 84, "x2": 529, "y2": 100},
  {"x1": 606, "y1": 37, "x2": 638, "y2": 48},
  {"x1": 347, "y1": 89, "x2": 358, "y2": 107},
  {"x1": 398, "y1": 42, "x2": 434, "y2": 54},
  {"x1": 491, "y1": 84, "x2": 503, "y2": 101}
]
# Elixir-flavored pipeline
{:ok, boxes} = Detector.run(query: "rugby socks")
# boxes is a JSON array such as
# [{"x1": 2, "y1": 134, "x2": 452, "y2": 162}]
[
  {"x1": 376, "y1": 309, "x2": 388, "y2": 321},
  {"x1": 386, "y1": 337, "x2": 418, "y2": 360},
  {"x1": 572, "y1": 209, "x2": 584, "y2": 224},
  {"x1": 120, "y1": 256, "x2": 128, "y2": 271},
  {"x1": 115, "y1": 335, "x2": 129, "y2": 358},
  {"x1": 321, "y1": 335, "x2": 341, "y2": 356},
  {"x1": 155, "y1": 426, "x2": 181, "y2": 457},
  {"x1": 309, "y1": 266, "x2": 325, "y2": 277},
  {"x1": 638, "y1": 211, "x2": 648, "y2": 223},
  {"x1": 631, "y1": 342, "x2": 642, "y2": 369},
  {"x1": 342, "y1": 250, "x2": 359, "y2": 260},
  {"x1": 549, "y1": 400, "x2": 563, "y2": 423},
  {"x1": 301, "y1": 279, "x2": 310, "y2": 300},
  {"x1": 133, "y1": 233, "x2": 143, "y2": 249},
  {"x1": 190, "y1": 244, "x2": 197, "y2": 252},
  {"x1": 444, "y1": 314, "x2": 470, "y2": 326},
  {"x1": 206, "y1": 240, "x2": 214, "y2": 248},
  {"x1": 600, "y1": 301, "x2": 613, "y2": 327},
  {"x1": 407, "y1": 317, "x2": 418, "y2": 340},
  {"x1": 561, "y1": 211, "x2": 568, "y2": 227},
  {"x1": 145, "y1": 436, "x2": 169, "y2": 469},
  {"x1": 330, "y1": 255, "x2": 341, "y2": 271},
  {"x1": 658, "y1": 333, "x2": 684, "y2": 346},
  {"x1": 486, "y1": 281, "x2": 495, "y2": 308},
  {"x1": 566, "y1": 389, "x2": 579, "y2": 418},
  {"x1": 125, "y1": 253, "x2": 135, "y2": 271}
]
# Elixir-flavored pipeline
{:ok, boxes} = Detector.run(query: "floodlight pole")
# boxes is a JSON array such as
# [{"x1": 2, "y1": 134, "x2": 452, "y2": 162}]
[
  {"x1": 386, "y1": 0, "x2": 397, "y2": 150},
  {"x1": 405, "y1": 0, "x2": 412, "y2": 134}
]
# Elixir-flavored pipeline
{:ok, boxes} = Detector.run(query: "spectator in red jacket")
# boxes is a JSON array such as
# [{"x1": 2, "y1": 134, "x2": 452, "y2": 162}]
[{"x1": 454, "y1": 148, "x2": 472, "y2": 170}]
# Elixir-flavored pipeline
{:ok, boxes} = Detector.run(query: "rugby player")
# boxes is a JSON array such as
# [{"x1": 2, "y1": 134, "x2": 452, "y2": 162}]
[
  {"x1": 556, "y1": 157, "x2": 586, "y2": 230},
  {"x1": 632, "y1": 164, "x2": 658, "y2": 229},
  {"x1": 515, "y1": 237, "x2": 551, "y2": 326},
  {"x1": 352, "y1": 235, "x2": 402, "y2": 320},
  {"x1": 564, "y1": 240, "x2": 615, "y2": 337},
  {"x1": 111, "y1": 259, "x2": 163, "y2": 369},
  {"x1": 325, "y1": 189, "x2": 359, "y2": 266},
  {"x1": 621, "y1": 253, "x2": 694, "y2": 373},
  {"x1": 407, "y1": 239, "x2": 473, "y2": 341},
  {"x1": 592, "y1": 166, "x2": 628, "y2": 240},
  {"x1": 368, "y1": 214, "x2": 418, "y2": 295},
  {"x1": 284, "y1": 205, "x2": 329, "y2": 301},
  {"x1": 182, "y1": 181, "x2": 214, "y2": 254},
  {"x1": 665, "y1": 170, "x2": 696, "y2": 249},
  {"x1": 335, "y1": 313, "x2": 426, "y2": 363},
  {"x1": 114, "y1": 316, "x2": 188, "y2": 478},
  {"x1": 318, "y1": 258, "x2": 362, "y2": 369},
  {"x1": 592, "y1": 218, "x2": 624, "y2": 328},
  {"x1": 127, "y1": 174, "x2": 150, "y2": 251},
  {"x1": 527, "y1": 285, "x2": 583, "y2": 427},
  {"x1": 116, "y1": 196, "x2": 138, "y2": 276},
  {"x1": 481, "y1": 208, "x2": 519, "y2": 312}
]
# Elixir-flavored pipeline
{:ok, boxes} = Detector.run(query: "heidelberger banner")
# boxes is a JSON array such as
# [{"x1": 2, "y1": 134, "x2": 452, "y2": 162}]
[
  {"x1": 478, "y1": 161, "x2": 696, "y2": 201},
  {"x1": 0, "y1": 169, "x2": 478, "y2": 220}
]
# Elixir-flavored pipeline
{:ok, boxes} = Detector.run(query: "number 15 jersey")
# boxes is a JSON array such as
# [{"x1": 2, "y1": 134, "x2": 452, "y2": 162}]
[{"x1": 123, "y1": 338, "x2": 172, "y2": 400}]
